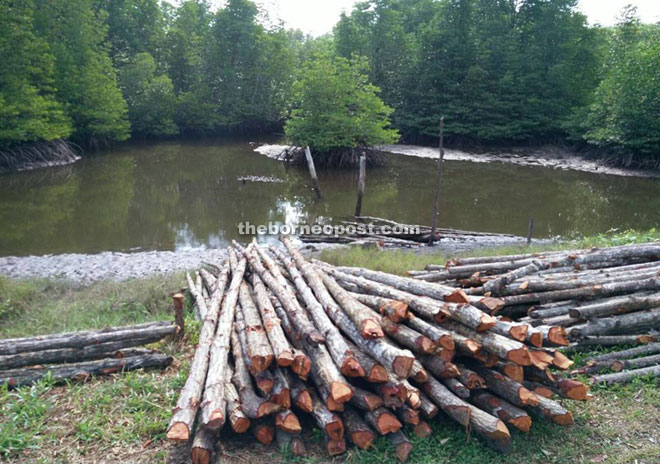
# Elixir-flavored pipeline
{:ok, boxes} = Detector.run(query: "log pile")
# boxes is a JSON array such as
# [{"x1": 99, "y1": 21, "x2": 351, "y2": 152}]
[
  {"x1": 408, "y1": 243, "x2": 660, "y2": 385},
  {"x1": 299, "y1": 216, "x2": 521, "y2": 248},
  {"x1": 0, "y1": 321, "x2": 176, "y2": 388},
  {"x1": 168, "y1": 238, "x2": 587, "y2": 463}
]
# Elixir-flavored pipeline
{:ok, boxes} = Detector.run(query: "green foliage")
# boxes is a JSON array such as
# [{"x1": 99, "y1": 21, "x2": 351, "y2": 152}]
[
  {"x1": 285, "y1": 54, "x2": 399, "y2": 153},
  {"x1": 0, "y1": 0, "x2": 71, "y2": 148},
  {"x1": 119, "y1": 53, "x2": 178, "y2": 137},
  {"x1": 32, "y1": 0, "x2": 130, "y2": 144},
  {"x1": 579, "y1": 9, "x2": 660, "y2": 165}
]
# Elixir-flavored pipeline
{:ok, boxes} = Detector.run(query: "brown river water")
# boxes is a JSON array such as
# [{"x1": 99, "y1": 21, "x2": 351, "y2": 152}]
[{"x1": 0, "y1": 137, "x2": 659, "y2": 257}]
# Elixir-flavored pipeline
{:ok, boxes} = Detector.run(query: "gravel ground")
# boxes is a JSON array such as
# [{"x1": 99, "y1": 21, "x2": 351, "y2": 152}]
[{"x1": 0, "y1": 235, "x2": 553, "y2": 284}]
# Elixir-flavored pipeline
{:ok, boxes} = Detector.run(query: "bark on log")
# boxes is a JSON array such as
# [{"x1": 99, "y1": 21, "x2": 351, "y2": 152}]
[
  {"x1": 238, "y1": 282, "x2": 274, "y2": 372},
  {"x1": 250, "y1": 273, "x2": 295, "y2": 367},
  {"x1": 272, "y1": 247, "x2": 363, "y2": 377},
  {"x1": 466, "y1": 403, "x2": 512, "y2": 452},
  {"x1": 224, "y1": 363, "x2": 250, "y2": 433},
  {"x1": 404, "y1": 314, "x2": 455, "y2": 351},
  {"x1": 569, "y1": 307, "x2": 660, "y2": 338},
  {"x1": 419, "y1": 391, "x2": 439, "y2": 419},
  {"x1": 586, "y1": 342, "x2": 660, "y2": 362},
  {"x1": 229, "y1": 330, "x2": 280, "y2": 419},
  {"x1": 421, "y1": 376, "x2": 471, "y2": 429},
  {"x1": 494, "y1": 362, "x2": 524, "y2": 383},
  {"x1": 236, "y1": 242, "x2": 324, "y2": 345},
  {"x1": 349, "y1": 292, "x2": 411, "y2": 322},
  {"x1": 289, "y1": 374, "x2": 313, "y2": 413},
  {"x1": 270, "y1": 368, "x2": 291, "y2": 409},
  {"x1": 471, "y1": 366, "x2": 540, "y2": 408},
  {"x1": 443, "y1": 322, "x2": 531, "y2": 366},
  {"x1": 491, "y1": 320, "x2": 528, "y2": 342},
  {"x1": 344, "y1": 406, "x2": 376, "y2": 450},
  {"x1": 419, "y1": 354, "x2": 460, "y2": 379},
  {"x1": 251, "y1": 418, "x2": 275, "y2": 445},
  {"x1": 567, "y1": 334, "x2": 658, "y2": 349},
  {"x1": 0, "y1": 321, "x2": 176, "y2": 357},
  {"x1": 234, "y1": 307, "x2": 274, "y2": 394},
  {"x1": 348, "y1": 385, "x2": 384, "y2": 411},
  {"x1": 569, "y1": 292, "x2": 660, "y2": 319},
  {"x1": 278, "y1": 240, "x2": 414, "y2": 377},
  {"x1": 528, "y1": 395, "x2": 574, "y2": 425},
  {"x1": 325, "y1": 437, "x2": 347, "y2": 456},
  {"x1": 365, "y1": 407, "x2": 402, "y2": 435},
  {"x1": 0, "y1": 352, "x2": 172, "y2": 389},
  {"x1": 442, "y1": 378, "x2": 470, "y2": 399},
  {"x1": 456, "y1": 364, "x2": 487, "y2": 389},
  {"x1": 0, "y1": 330, "x2": 176, "y2": 371},
  {"x1": 191, "y1": 421, "x2": 216, "y2": 464},
  {"x1": 591, "y1": 365, "x2": 660, "y2": 385},
  {"x1": 167, "y1": 262, "x2": 230, "y2": 441},
  {"x1": 396, "y1": 405, "x2": 420, "y2": 425},
  {"x1": 345, "y1": 340, "x2": 389, "y2": 383},
  {"x1": 380, "y1": 318, "x2": 435, "y2": 354},
  {"x1": 470, "y1": 391, "x2": 531, "y2": 433},
  {"x1": 413, "y1": 420, "x2": 433, "y2": 439},
  {"x1": 309, "y1": 389, "x2": 344, "y2": 441},
  {"x1": 387, "y1": 430, "x2": 413, "y2": 462},
  {"x1": 267, "y1": 292, "x2": 312, "y2": 380}
]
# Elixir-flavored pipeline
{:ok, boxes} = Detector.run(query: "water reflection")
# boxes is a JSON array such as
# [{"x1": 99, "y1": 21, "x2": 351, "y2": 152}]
[{"x1": 0, "y1": 138, "x2": 658, "y2": 256}]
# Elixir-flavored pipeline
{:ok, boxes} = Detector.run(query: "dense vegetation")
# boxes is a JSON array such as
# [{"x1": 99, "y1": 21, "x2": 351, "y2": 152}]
[{"x1": 0, "y1": 0, "x2": 658, "y2": 168}]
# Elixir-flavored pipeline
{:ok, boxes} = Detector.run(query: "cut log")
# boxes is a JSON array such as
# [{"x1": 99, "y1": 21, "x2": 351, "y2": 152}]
[
  {"x1": 413, "y1": 420, "x2": 433, "y2": 439},
  {"x1": 494, "y1": 362, "x2": 524, "y2": 383},
  {"x1": 238, "y1": 282, "x2": 274, "y2": 372},
  {"x1": 569, "y1": 307, "x2": 660, "y2": 339},
  {"x1": 591, "y1": 365, "x2": 660, "y2": 385},
  {"x1": 270, "y1": 368, "x2": 291, "y2": 409},
  {"x1": 568, "y1": 334, "x2": 658, "y2": 349},
  {"x1": 229, "y1": 330, "x2": 280, "y2": 419},
  {"x1": 289, "y1": 374, "x2": 313, "y2": 413},
  {"x1": 466, "y1": 404, "x2": 511, "y2": 452},
  {"x1": 349, "y1": 292, "x2": 411, "y2": 322},
  {"x1": 325, "y1": 437, "x2": 347, "y2": 456},
  {"x1": 387, "y1": 430, "x2": 413, "y2": 462},
  {"x1": 444, "y1": 322, "x2": 531, "y2": 366},
  {"x1": 272, "y1": 247, "x2": 363, "y2": 377},
  {"x1": 491, "y1": 319, "x2": 528, "y2": 342},
  {"x1": 410, "y1": 360, "x2": 430, "y2": 383},
  {"x1": 0, "y1": 352, "x2": 172, "y2": 389},
  {"x1": 274, "y1": 409, "x2": 302, "y2": 434},
  {"x1": 569, "y1": 292, "x2": 660, "y2": 319},
  {"x1": 251, "y1": 418, "x2": 275, "y2": 445},
  {"x1": 234, "y1": 307, "x2": 274, "y2": 394},
  {"x1": 470, "y1": 391, "x2": 531, "y2": 433},
  {"x1": 456, "y1": 365, "x2": 487, "y2": 389},
  {"x1": 442, "y1": 378, "x2": 470, "y2": 399},
  {"x1": 471, "y1": 366, "x2": 540, "y2": 408},
  {"x1": 586, "y1": 342, "x2": 660, "y2": 362},
  {"x1": 167, "y1": 262, "x2": 230, "y2": 441},
  {"x1": 236, "y1": 242, "x2": 324, "y2": 345},
  {"x1": 528, "y1": 395, "x2": 574, "y2": 425},
  {"x1": 419, "y1": 391, "x2": 439, "y2": 419},
  {"x1": 344, "y1": 406, "x2": 376, "y2": 450},
  {"x1": 314, "y1": 375, "x2": 344, "y2": 412},
  {"x1": 224, "y1": 364, "x2": 250, "y2": 433},
  {"x1": 419, "y1": 354, "x2": 460, "y2": 379},
  {"x1": 0, "y1": 330, "x2": 176, "y2": 371},
  {"x1": 0, "y1": 321, "x2": 176, "y2": 357},
  {"x1": 380, "y1": 317, "x2": 435, "y2": 354},
  {"x1": 309, "y1": 389, "x2": 344, "y2": 441},
  {"x1": 523, "y1": 381, "x2": 555, "y2": 399},
  {"x1": 421, "y1": 376, "x2": 471, "y2": 429},
  {"x1": 345, "y1": 340, "x2": 388, "y2": 383},
  {"x1": 276, "y1": 428, "x2": 307, "y2": 456},
  {"x1": 365, "y1": 407, "x2": 402, "y2": 435},
  {"x1": 250, "y1": 273, "x2": 295, "y2": 366},
  {"x1": 404, "y1": 314, "x2": 455, "y2": 351},
  {"x1": 396, "y1": 405, "x2": 420, "y2": 425},
  {"x1": 349, "y1": 385, "x2": 384, "y2": 411},
  {"x1": 191, "y1": 421, "x2": 216, "y2": 464}
]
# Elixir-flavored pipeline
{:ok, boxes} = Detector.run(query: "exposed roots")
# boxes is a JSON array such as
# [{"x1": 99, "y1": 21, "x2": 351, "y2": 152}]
[
  {"x1": 284, "y1": 146, "x2": 386, "y2": 169},
  {"x1": 0, "y1": 139, "x2": 80, "y2": 173}
]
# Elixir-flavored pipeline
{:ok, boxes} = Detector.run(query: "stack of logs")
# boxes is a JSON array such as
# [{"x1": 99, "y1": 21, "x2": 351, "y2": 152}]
[
  {"x1": 0, "y1": 322, "x2": 176, "y2": 388},
  {"x1": 299, "y1": 216, "x2": 519, "y2": 247},
  {"x1": 167, "y1": 237, "x2": 586, "y2": 463},
  {"x1": 408, "y1": 243, "x2": 660, "y2": 385}
]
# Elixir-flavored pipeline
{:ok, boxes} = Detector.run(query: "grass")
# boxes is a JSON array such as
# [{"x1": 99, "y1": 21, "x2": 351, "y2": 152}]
[{"x1": 1, "y1": 230, "x2": 659, "y2": 463}]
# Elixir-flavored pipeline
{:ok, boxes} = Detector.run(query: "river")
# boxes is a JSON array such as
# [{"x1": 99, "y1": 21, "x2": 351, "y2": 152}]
[{"x1": 0, "y1": 137, "x2": 659, "y2": 257}]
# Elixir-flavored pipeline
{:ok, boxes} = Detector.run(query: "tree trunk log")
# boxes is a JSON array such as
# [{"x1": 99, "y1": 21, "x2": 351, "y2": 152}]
[
  {"x1": 224, "y1": 363, "x2": 250, "y2": 433},
  {"x1": 569, "y1": 292, "x2": 660, "y2": 319},
  {"x1": 421, "y1": 375, "x2": 471, "y2": 429},
  {"x1": 274, "y1": 409, "x2": 301, "y2": 434},
  {"x1": 471, "y1": 366, "x2": 539, "y2": 408},
  {"x1": 276, "y1": 428, "x2": 307, "y2": 456},
  {"x1": 191, "y1": 421, "x2": 216, "y2": 464},
  {"x1": 309, "y1": 389, "x2": 344, "y2": 441},
  {"x1": 270, "y1": 368, "x2": 291, "y2": 409},
  {"x1": 591, "y1": 364, "x2": 660, "y2": 385},
  {"x1": 444, "y1": 322, "x2": 531, "y2": 366},
  {"x1": 238, "y1": 282, "x2": 274, "y2": 372},
  {"x1": 348, "y1": 385, "x2": 384, "y2": 411},
  {"x1": 413, "y1": 420, "x2": 433, "y2": 439},
  {"x1": 470, "y1": 391, "x2": 531, "y2": 433},
  {"x1": 388, "y1": 430, "x2": 413, "y2": 462},
  {"x1": 349, "y1": 292, "x2": 411, "y2": 322},
  {"x1": 569, "y1": 307, "x2": 660, "y2": 338},
  {"x1": 344, "y1": 406, "x2": 376, "y2": 450},
  {"x1": 365, "y1": 407, "x2": 402, "y2": 435},
  {"x1": 442, "y1": 378, "x2": 470, "y2": 399},
  {"x1": 251, "y1": 418, "x2": 275, "y2": 445}
]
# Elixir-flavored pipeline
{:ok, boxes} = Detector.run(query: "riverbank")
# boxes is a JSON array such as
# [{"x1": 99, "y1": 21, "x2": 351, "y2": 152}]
[{"x1": 256, "y1": 143, "x2": 660, "y2": 178}]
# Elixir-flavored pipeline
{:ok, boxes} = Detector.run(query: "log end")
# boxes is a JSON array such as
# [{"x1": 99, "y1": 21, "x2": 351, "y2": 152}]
[
  {"x1": 548, "y1": 327, "x2": 569, "y2": 346},
  {"x1": 191, "y1": 447, "x2": 212, "y2": 464},
  {"x1": 257, "y1": 401, "x2": 282, "y2": 418},
  {"x1": 508, "y1": 348, "x2": 533, "y2": 367},
  {"x1": 520, "y1": 388, "x2": 540, "y2": 407},
  {"x1": 501, "y1": 364, "x2": 524, "y2": 383},
  {"x1": 368, "y1": 365, "x2": 390, "y2": 383},
  {"x1": 529, "y1": 332, "x2": 544, "y2": 348},
  {"x1": 552, "y1": 411, "x2": 574, "y2": 426},
  {"x1": 510, "y1": 325, "x2": 528, "y2": 342},
  {"x1": 510, "y1": 415, "x2": 532, "y2": 433},
  {"x1": 417, "y1": 337, "x2": 436, "y2": 354},
  {"x1": 205, "y1": 410, "x2": 225, "y2": 431},
  {"x1": 331, "y1": 381, "x2": 354, "y2": 403},
  {"x1": 552, "y1": 351, "x2": 574, "y2": 370},
  {"x1": 166, "y1": 422, "x2": 190, "y2": 442},
  {"x1": 326, "y1": 438, "x2": 347, "y2": 456},
  {"x1": 271, "y1": 390, "x2": 291, "y2": 409},
  {"x1": 412, "y1": 367, "x2": 429, "y2": 384},
  {"x1": 439, "y1": 335, "x2": 456, "y2": 351},
  {"x1": 327, "y1": 396, "x2": 345, "y2": 412},
  {"x1": 394, "y1": 441, "x2": 413, "y2": 462},
  {"x1": 341, "y1": 357, "x2": 366, "y2": 378},
  {"x1": 362, "y1": 392, "x2": 385, "y2": 411},
  {"x1": 362, "y1": 319, "x2": 385, "y2": 339},
  {"x1": 256, "y1": 378, "x2": 275, "y2": 395},
  {"x1": 229, "y1": 415, "x2": 251, "y2": 434},
  {"x1": 326, "y1": 419, "x2": 345, "y2": 442},
  {"x1": 377, "y1": 412, "x2": 403, "y2": 435},
  {"x1": 477, "y1": 314, "x2": 498, "y2": 332},
  {"x1": 351, "y1": 431, "x2": 376, "y2": 450},
  {"x1": 295, "y1": 391, "x2": 313, "y2": 413},
  {"x1": 413, "y1": 420, "x2": 433, "y2": 439},
  {"x1": 485, "y1": 420, "x2": 511, "y2": 445},
  {"x1": 392, "y1": 355, "x2": 415, "y2": 379},
  {"x1": 254, "y1": 425, "x2": 275, "y2": 445},
  {"x1": 275, "y1": 411, "x2": 302, "y2": 434},
  {"x1": 276, "y1": 350, "x2": 295, "y2": 367}
]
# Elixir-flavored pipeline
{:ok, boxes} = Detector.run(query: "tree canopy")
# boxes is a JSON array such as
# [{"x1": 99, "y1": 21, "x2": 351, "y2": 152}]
[{"x1": 284, "y1": 54, "x2": 399, "y2": 159}]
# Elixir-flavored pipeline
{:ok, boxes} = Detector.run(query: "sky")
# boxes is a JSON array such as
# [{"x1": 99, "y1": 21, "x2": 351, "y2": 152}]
[{"x1": 206, "y1": 0, "x2": 660, "y2": 36}]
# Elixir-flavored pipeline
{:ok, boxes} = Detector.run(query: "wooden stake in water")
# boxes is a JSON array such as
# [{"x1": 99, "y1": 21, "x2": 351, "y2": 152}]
[
  {"x1": 305, "y1": 146, "x2": 322, "y2": 199},
  {"x1": 428, "y1": 117, "x2": 445, "y2": 245},
  {"x1": 527, "y1": 217, "x2": 534, "y2": 245},
  {"x1": 355, "y1": 154, "x2": 366, "y2": 217}
]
